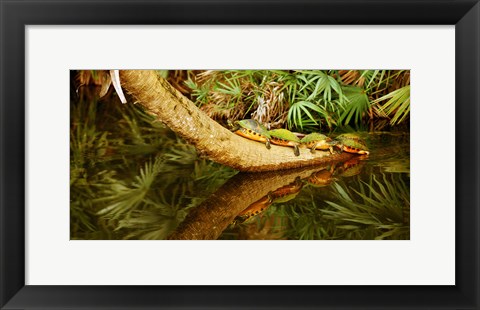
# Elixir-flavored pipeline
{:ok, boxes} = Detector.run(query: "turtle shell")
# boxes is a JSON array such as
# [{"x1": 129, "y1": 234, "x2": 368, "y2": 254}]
[
  {"x1": 268, "y1": 129, "x2": 301, "y2": 142},
  {"x1": 301, "y1": 133, "x2": 337, "y2": 153},
  {"x1": 300, "y1": 133, "x2": 330, "y2": 143},
  {"x1": 268, "y1": 129, "x2": 301, "y2": 156},
  {"x1": 335, "y1": 133, "x2": 369, "y2": 155}
]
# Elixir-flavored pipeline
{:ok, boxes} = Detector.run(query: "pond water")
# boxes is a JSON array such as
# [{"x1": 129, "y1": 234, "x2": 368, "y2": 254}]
[{"x1": 70, "y1": 92, "x2": 410, "y2": 240}]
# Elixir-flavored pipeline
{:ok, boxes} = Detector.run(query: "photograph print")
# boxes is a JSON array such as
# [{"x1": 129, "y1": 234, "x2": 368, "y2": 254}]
[{"x1": 70, "y1": 70, "x2": 410, "y2": 240}]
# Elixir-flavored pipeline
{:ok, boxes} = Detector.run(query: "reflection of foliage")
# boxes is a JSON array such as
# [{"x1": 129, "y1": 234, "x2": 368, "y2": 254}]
[
  {"x1": 254, "y1": 171, "x2": 410, "y2": 240},
  {"x1": 376, "y1": 159, "x2": 410, "y2": 174},
  {"x1": 70, "y1": 91, "x2": 237, "y2": 239},
  {"x1": 113, "y1": 187, "x2": 189, "y2": 240},
  {"x1": 280, "y1": 198, "x2": 329, "y2": 240},
  {"x1": 322, "y1": 173, "x2": 410, "y2": 240},
  {"x1": 182, "y1": 70, "x2": 410, "y2": 132},
  {"x1": 95, "y1": 157, "x2": 164, "y2": 219}
]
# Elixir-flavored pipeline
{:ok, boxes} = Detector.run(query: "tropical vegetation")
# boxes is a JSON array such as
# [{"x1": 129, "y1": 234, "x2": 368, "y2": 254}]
[
  {"x1": 71, "y1": 70, "x2": 410, "y2": 240},
  {"x1": 175, "y1": 70, "x2": 410, "y2": 132}
]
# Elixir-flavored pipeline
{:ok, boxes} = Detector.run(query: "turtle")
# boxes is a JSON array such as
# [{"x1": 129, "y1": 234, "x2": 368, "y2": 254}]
[
  {"x1": 335, "y1": 156, "x2": 367, "y2": 177},
  {"x1": 335, "y1": 133, "x2": 370, "y2": 155},
  {"x1": 300, "y1": 133, "x2": 338, "y2": 154},
  {"x1": 232, "y1": 119, "x2": 271, "y2": 149},
  {"x1": 305, "y1": 166, "x2": 336, "y2": 187},
  {"x1": 270, "y1": 177, "x2": 303, "y2": 203},
  {"x1": 233, "y1": 194, "x2": 273, "y2": 225},
  {"x1": 268, "y1": 129, "x2": 301, "y2": 156}
]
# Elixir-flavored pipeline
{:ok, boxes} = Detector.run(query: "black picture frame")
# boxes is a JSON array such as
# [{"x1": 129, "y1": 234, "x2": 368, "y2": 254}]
[{"x1": 1, "y1": 0, "x2": 479, "y2": 309}]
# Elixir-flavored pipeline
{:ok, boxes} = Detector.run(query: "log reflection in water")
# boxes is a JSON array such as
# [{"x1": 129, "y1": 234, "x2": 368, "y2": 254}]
[{"x1": 168, "y1": 155, "x2": 355, "y2": 240}]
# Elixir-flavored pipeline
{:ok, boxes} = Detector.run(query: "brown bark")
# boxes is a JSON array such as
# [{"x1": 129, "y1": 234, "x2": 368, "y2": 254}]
[{"x1": 120, "y1": 70, "x2": 353, "y2": 172}]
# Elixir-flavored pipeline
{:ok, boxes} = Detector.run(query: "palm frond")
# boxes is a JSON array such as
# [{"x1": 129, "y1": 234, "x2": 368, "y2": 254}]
[
  {"x1": 373, "y1": 85, "x2": 410, "y2": 125},
  {"x1": 339, "y1": 86, "x2": 371, "y2": 125}
]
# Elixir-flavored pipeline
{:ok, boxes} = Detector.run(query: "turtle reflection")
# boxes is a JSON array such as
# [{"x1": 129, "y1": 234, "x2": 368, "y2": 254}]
[
  {"x1": 232, "y1": 177, "x2": 304, "y2": 225},
  {"x1": 231, "y1": 158, "x2": 368, "y2": 226}
]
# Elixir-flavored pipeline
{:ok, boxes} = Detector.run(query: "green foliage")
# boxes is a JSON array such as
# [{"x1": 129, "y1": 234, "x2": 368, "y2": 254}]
[
  {"x1": 338, "y1": 86, "x2": 370, "y2": 126},
  {"x1": 184, "y1": 70, "x2": 410, "y2": 132},
  {"x1": 373, "y1": 85, "x2": 410, "y2": 125},
  {"x1": 287, "y1": 100, "x2": 325, "y2": 130},
  {"x1": 185, "y1": 77, "x2": 212, "y2": 106}
]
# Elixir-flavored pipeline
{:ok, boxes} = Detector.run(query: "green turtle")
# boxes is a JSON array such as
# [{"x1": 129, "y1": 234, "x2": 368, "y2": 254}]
[
  {"x1": 268, "y1": 129, "x2": 301, "y2": 156},
  {"x1": 335, "y1": 133, "x2": 370, "y2": 155},
  {"x1": 300, "y1": 133, "x2": 338, "y2": 154},
  {"x1": 232, "y1": 119, "x2": 271, "y2": 149}
]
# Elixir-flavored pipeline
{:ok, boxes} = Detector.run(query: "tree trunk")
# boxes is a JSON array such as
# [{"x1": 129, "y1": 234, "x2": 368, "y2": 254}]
[{"x1": 120, "y1": 70, "x2": 354, "y2": 172}]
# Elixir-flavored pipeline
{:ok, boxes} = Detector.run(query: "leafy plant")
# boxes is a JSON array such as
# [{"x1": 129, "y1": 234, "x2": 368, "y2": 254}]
[
  {"x1": 373, "y1": 85, "x2": 410, "y2": 125},
  {"x1": 183, "y1": 69, "x2": 410, "y2": 132},
  {"x1": 322, "y1": 173, "x2": 410, "y2": 240},
  {"x1": 338, "y1": 86, "x2": 371, "y2": 126}
]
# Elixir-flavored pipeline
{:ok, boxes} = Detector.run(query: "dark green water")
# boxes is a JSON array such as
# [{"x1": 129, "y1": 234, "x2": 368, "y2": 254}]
[{"x1": 70, "y1": 94, "x2": 409, "y2": 240}]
